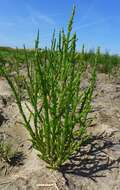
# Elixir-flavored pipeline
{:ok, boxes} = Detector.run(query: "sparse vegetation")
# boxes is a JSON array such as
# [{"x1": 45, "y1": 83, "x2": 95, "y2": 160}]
[{"x1": 76, "y1": 46, "x2": 120, "y2": 76}]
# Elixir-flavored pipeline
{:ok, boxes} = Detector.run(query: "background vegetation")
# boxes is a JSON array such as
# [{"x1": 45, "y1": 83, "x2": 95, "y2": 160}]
[{"x1": 0, "y1": 44, "x2": 120, "y2": 77}]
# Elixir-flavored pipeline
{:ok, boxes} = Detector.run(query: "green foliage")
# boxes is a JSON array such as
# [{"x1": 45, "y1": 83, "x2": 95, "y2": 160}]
[
  {"x1": 1, "y1": 6, "x2": 96, "y2": 169},
  {"x1": 79, "y1": 46, "x2": 120, "y2": 76},
  {"x1": 14, "y1": 74, "x2": 26, "y2": 89},
  {"x1": 0, "y1": 46, "x2": 35, "y2": 77}
]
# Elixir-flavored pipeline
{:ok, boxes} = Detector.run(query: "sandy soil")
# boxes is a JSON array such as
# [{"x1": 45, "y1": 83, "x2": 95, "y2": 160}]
[{"x1": 0, "y1": 73, "x2": 120, "y2": 190}]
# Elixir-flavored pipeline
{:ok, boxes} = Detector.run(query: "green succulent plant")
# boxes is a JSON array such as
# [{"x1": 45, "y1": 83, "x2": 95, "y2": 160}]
[{"x1": 1, "y1": 6, "x2": 96, "y2": 169}]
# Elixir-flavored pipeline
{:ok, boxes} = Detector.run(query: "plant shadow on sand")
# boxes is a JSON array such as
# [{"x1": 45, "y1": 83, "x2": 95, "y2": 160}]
[
  {"x1": 0, "y1": 111, "x2": 8, "y2": 126},
  {"x1": 0, "y1": 151, "x2": 26, "y2": 176},
  {"x1": 59, "y1": 131, "x2": 120, "y2": 186},
  {"x1": 8, "y1": 151, "x2": 26, "y2": 167}
]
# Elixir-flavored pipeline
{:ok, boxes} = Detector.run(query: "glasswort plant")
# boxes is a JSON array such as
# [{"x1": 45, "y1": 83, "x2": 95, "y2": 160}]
[{"x1": 1, "y1": 6, "x2": 96, "y2": 169}]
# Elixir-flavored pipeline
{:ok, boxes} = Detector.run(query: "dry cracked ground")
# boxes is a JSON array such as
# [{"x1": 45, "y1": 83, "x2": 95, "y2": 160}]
[{"x1": 0, "y1": 72, "x2": 120, "y2": 190}]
